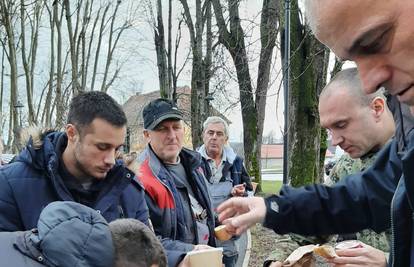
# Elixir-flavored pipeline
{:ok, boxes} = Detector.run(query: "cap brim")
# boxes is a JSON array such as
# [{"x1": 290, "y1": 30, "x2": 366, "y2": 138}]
[{"x1": 146, "y1": 113, "x2": 183, "y2": 130}]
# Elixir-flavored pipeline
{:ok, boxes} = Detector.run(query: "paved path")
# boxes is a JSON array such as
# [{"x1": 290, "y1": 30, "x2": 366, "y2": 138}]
[{"x1": 235, "y1": 230, "x2": 251, "y2": 267}]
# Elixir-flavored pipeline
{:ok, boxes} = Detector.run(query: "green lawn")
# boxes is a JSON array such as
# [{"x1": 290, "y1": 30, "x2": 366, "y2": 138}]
[{"x1": 259, "y1": 180, "x2": 283, "y2": 196}]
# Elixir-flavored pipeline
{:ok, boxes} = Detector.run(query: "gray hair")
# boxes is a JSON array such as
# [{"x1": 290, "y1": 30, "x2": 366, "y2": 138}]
[
  {"x1": 321, "y1": 68, "x2": 386, "y2": 106},
  {"x1": 203, "y1": 116, "x2": 229, "y2": 137},
  {"x1": 110, "y1": 219, "x2": 167, "y2": 267}
]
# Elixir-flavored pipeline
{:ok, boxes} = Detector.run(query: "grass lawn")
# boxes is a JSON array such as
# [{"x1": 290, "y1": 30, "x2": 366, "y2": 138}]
[{"x1": 259, "y1": 180, "x2": 283, "y2": 196}]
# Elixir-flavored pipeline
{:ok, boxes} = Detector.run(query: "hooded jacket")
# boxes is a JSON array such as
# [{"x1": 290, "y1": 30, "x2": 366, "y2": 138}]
[
  {"x1": 262, "y1": 97, "x2": 414, "y2": 267},
  {"x1": 198, "y1": 144, "x2": 253, "y2": 194},
  {"x1": 136, "y1": 145, "x2": 215, "y2": 267},
  {"x1": 0, "y1": 131, "x2": 148, "y2": 231},
  {"x1": 0, "y1": 201, "x2": 114, "y2": 267}
]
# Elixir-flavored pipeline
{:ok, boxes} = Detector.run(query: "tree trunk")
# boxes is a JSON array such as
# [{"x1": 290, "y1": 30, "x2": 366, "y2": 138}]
[
  {"x1": 180, "y1": 0, "x2": 209, "y2": 149},
  {"x1": 63, "y1": 0, "x2": 80, "y2": 94},
  {"x1": 280, "y1": 0, "x2": 329, "y2": 186},
  {"x1": 255, "y1": 0, "x2": 279, "y2": 190},
  {"x1": 154, "y1": 0, "x2": 169, "y2": 99},
  {"x1": 212, "y1": 0, "x2": 278, "y2": 186}
]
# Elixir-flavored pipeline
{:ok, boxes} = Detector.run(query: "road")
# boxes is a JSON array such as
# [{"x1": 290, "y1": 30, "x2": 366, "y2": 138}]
[{"x1": 261, "y1": 172, "x2": 283, "y2": 181}]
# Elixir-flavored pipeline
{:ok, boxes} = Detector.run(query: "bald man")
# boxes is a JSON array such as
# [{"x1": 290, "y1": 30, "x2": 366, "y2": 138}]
[
  {"x1": 264, "y1": 68, "x2": 395, "y2": 267},
  {"x1": 217, "y1": 1, "x2": 414, "y2": 266}
]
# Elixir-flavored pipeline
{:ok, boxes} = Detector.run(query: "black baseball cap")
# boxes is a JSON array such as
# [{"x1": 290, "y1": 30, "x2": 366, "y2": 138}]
[{"x1": 143, "y1": 98, "x2": 183, "y2": 130}]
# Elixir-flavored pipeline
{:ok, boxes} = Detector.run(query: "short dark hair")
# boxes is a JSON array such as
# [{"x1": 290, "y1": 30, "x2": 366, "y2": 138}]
[
  {"x1": 109, "y1": 219, "x2": 167, "y2": 267},
  {"x1": 67, "y1": 91, "x2": 127, "y2": 130},
  {"x1": 321, "y1": 68, "x2": 385, "y2": 107}
]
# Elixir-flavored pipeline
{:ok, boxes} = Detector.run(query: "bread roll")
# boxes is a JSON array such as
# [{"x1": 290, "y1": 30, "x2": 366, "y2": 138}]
[
  {"x1": 313, "y1": 245, "x2": 338, "y2": 259},
  {"x1": 214, "y1": 225, "x2": 232, "y2": 241}
]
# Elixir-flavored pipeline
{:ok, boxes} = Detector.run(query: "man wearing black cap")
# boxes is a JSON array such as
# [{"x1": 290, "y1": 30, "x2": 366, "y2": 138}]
[{"x1": 135, "y1": 98, "x2": 216, "y2": 267}]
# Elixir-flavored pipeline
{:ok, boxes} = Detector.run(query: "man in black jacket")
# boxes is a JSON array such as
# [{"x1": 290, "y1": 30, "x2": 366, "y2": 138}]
[{"x1": 217, "y1": 1, "x2": 414, "y2": 266}]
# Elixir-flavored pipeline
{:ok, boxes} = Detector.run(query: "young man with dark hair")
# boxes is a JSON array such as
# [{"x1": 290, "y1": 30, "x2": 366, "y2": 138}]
[
  {"x1": 0, "y1": 91, "x2": 148, "y2": 231},
  {"x1": 110, "y1": 218, "x2": 167, "y2": 267}
]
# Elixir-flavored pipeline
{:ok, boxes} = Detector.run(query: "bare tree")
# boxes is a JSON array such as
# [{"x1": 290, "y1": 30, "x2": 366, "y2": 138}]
[
  {"x1": 212, "y1": 0, "x2": 279, "y2": 186},
  {"x1": 0, "y1": 0, "x2": 20, "y2": 152},
  {"x1": 179, "y1": 0, "x2": 214, "y2": 148},
  {"x1": 0, "y1": 0, "x2": 141, "y2": 137},
  {"x1": 280, "y1": 0, "x2": 330, "y2": 186},
  {"x1": 153, "y1": 0, "x2": 169, "y2": 99},
  {"x1": 19, "y1": 0, "x2": 43, "y2": 125}
]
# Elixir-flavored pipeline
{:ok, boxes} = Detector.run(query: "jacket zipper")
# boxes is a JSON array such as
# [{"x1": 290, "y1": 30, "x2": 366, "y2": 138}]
[
  {"x1": 390, "y1": 178, "x2": 401, "y2": 267},
  {"x1": 156, "y1": 175, "x2": 178, "y2": 238}
]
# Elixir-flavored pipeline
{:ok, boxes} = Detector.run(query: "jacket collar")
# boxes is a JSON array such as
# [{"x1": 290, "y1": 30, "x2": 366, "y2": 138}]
[
  {"x1": 198, "y1": 144, "x2": 237, "y2": 164},
  {"x1": 142, "y1": 144, "x2": 202, "y2": 175}
]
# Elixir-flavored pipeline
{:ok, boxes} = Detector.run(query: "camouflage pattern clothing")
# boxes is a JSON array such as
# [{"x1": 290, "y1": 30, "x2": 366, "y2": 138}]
[
  {"x1": 326, "y1": 152, "x2": 377, "y2": 185},
  {"x1": 264, "y1": 152, "x2": 391, "y2": 266}
]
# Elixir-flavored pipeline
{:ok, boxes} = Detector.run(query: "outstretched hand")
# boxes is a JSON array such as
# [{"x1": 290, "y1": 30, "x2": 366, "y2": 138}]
[
  {"x1": 217, "y1": 196, "x2": 266, "y2": 235},
  {"x1": 328, "y1": 242, "x2": 387, "y2": 267}
]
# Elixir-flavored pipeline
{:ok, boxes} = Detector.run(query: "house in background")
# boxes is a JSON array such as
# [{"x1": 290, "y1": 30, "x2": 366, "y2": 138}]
[
  {"x1": 261, "y1": 143, "x2": 335, "y2": 170},
  {"x1": 122, "y1": 86, "x2": 230, "y2": 152}
]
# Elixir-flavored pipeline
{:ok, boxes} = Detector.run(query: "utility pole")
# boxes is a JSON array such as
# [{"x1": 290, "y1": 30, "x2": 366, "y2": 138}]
[{"x1": 282, "y1": 0, "x2": 291, "y2": 184}]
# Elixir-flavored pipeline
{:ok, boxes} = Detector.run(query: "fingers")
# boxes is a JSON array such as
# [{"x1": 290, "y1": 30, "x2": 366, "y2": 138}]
[
  {"x1": 329, "y1": 255, "x2": 366, "y2": 265},
  {"x1": 217, "y1": 205, "x2": 238, "y2": 223},
  {"x1": 217, "y1": 197, "x2": 237, "y2": 213},
  {"x1": 221, "y1": 213, "x2": 258, "y2": 235},
  {"x1": 269, "y1": 261, "x2": 283, "y2": 267},
  {"x1": 217, "y1": 197, "x2": 245, "y2": 222},
  {"x1": 336, "y1": 248, "x2": 366, "y2": 257},
  {"x1": 231, "y1": 187, "x2": 246, "y2": 197}
]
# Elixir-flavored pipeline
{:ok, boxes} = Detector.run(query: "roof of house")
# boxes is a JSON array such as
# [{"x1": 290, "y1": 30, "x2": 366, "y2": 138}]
[
  {"x1": 122, "y1": 86, "x2": 230, "y2": 128},
  {"x1": 261, "y1": 144, "x2": 334, "y2": 159}
]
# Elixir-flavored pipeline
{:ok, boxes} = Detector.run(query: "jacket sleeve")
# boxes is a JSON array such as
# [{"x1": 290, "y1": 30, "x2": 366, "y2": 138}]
[
  {"x1": 160, "y1": 238, "x2": 194, "y2": 267},
  {"x1": 0, "y1": 169, "x2": 23, "y2": 231},
  {"x1": 263, "y1": 139, "x2": 401, "y2": 236},
  {"x1": 240, "y1": 161, "x2": 253, "y2": 192},
  {"x1": 134, "y1": 189, "x2": 150, "y2": 226}
]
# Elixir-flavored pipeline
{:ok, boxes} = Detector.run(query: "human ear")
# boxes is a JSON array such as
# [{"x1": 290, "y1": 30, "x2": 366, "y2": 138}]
[
  {"x1": 370, "y1": 97, "x2": 385, "y2": 118},
  {"x1": 143, "y1": 130, "x2": 151, "y2": 143},
  {"x1": 65, "y1": 124, "x2": 78, "y2": 142}
]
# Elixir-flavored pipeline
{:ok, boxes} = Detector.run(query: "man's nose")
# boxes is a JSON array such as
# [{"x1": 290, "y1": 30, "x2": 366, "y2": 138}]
[
  {"x1": 331, "y1": 132, "x2": 344, "y2": 146},
  {"x1": 355, "y1": 56, "x2": 391, "y2": 95},
  {"x1": 166, "y1": 128, "x2": 176, "y2": 138},
  {"x1": 103, "y1": 150, "x2": 116, "y2": 166}
]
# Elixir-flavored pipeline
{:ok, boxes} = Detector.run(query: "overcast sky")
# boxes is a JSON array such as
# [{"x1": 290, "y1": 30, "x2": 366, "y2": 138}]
[{"x1": 108, "y1": 1, "x2": 286, "y2": 142}]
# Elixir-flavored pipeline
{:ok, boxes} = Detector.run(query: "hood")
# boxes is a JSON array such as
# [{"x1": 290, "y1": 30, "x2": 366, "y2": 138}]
[
  {"x1": 27, "y1": 201, "x2": 114, "y2": 267},
  {"x1": 198, "y1": 144, "x2": 237, "y2": 164},
  {"x1": 14, "y1": 129, "x2": 63, "y2": 171}
]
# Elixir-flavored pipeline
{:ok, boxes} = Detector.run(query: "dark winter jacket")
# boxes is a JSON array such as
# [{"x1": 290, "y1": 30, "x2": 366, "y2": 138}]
[
  {"x1": 263, "y1": 98, "x2": 414, "y2": 267},
  {"x1": 0, "y1": 201, "x2": 114, "y2": 267},
  {"x1": 0, "y1": 131, "x2": 149, "y2": 231},
  {"x1": 198, "y1": 144, "x2": 252, "y2": 258},
  {"x1": 198, "y1": 144, "x2": 253, "y2": 194},
  {"x1": 136, "y1": 145, "x2": 215, "y2": 267}
]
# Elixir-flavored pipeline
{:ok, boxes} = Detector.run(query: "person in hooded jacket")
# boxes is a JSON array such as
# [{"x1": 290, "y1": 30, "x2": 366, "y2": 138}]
[
  {"x1": 0, "y1": 91, "x2": 148, "y2": 231},
  {"x1": 0, "y1": 201, "x2": 167, "y2": 267},
  {"x1": 0, "y1": 201, "x2": 114, "y2": 267},
  {"x1": 198, "y1": 116, "x2": 253, "y2": 267}
]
